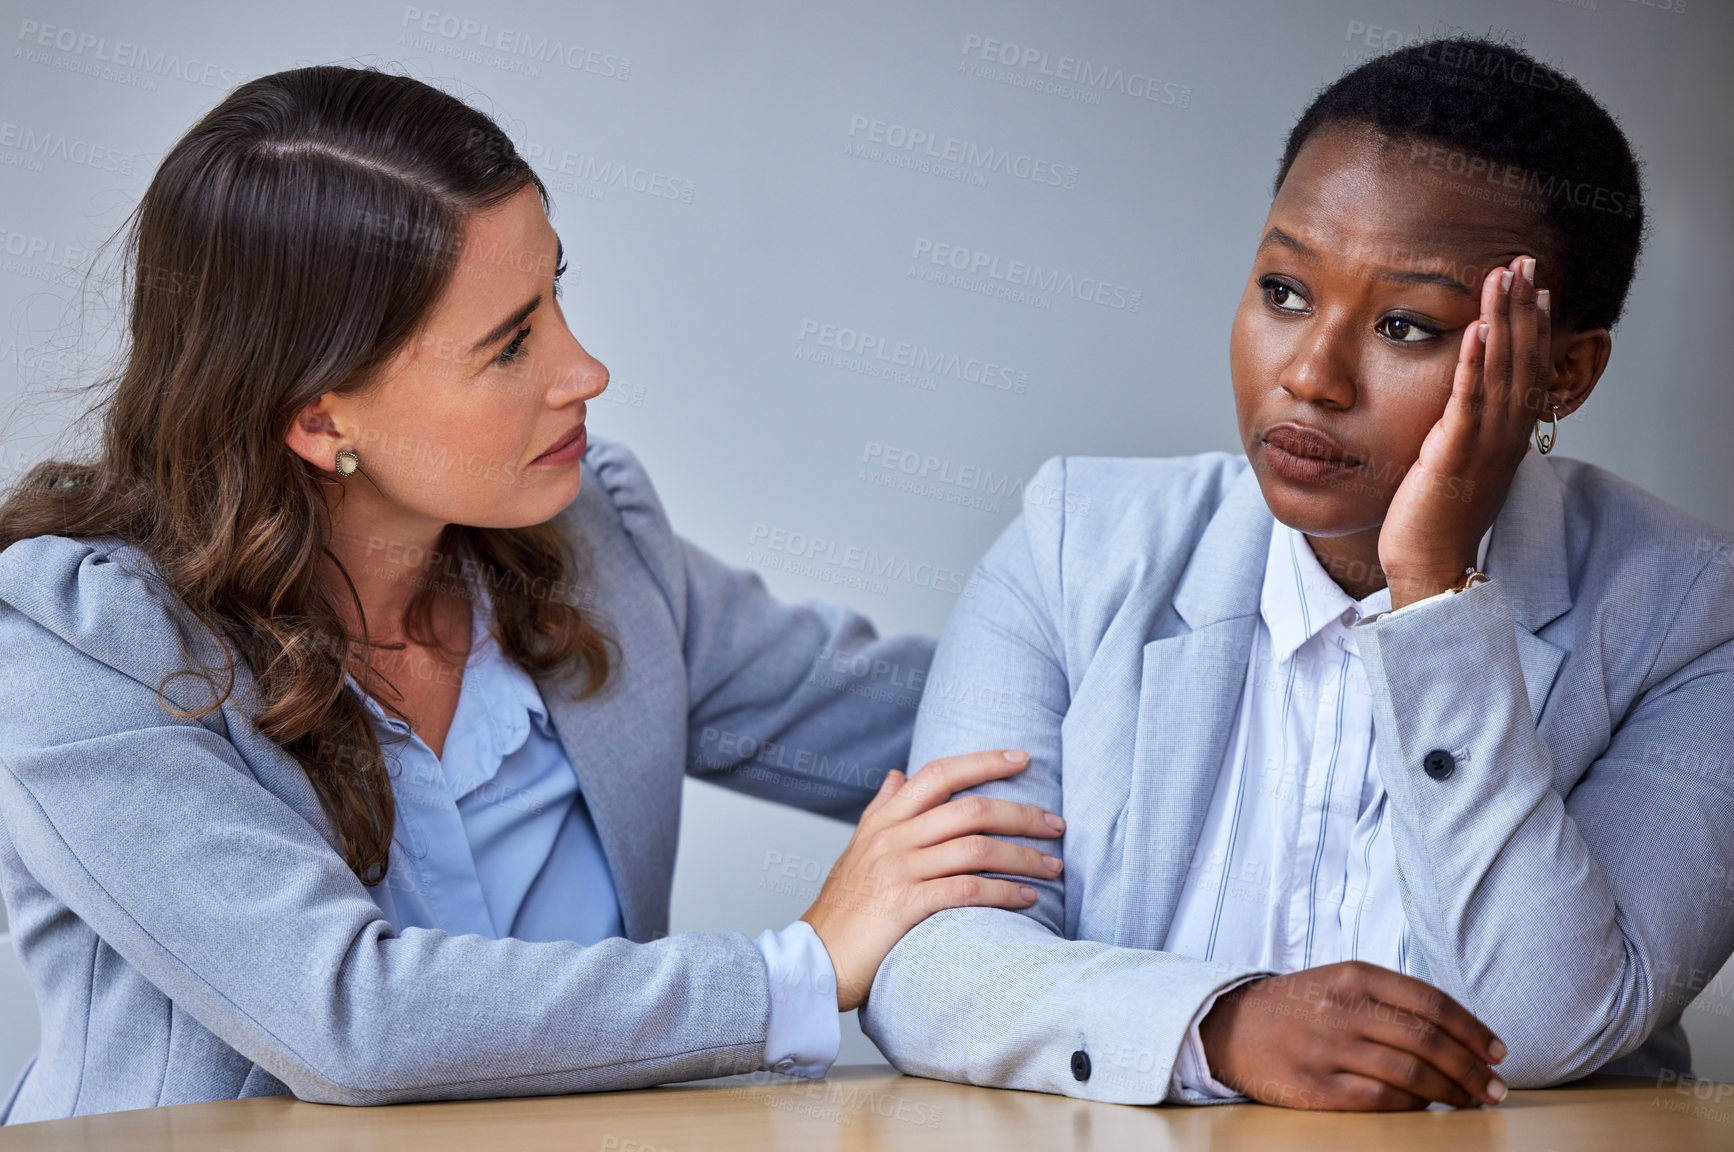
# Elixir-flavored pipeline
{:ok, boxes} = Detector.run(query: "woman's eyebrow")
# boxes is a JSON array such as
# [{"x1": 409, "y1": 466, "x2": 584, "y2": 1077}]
[
  {"x1": 1259, "y1": 226, "x2": 1315, "y2": 259},
  {"x1": 469, "y1": 295, "x2": 541, "y2": 356},
  {"x1": 467, "y1": 234, "x2": 565, "y2": 356},
  {"x1": 1373, "y1": 267, "x2": 1476, "y2": 298},
  {"x1": 1260, "y1": 226, "x2": 1474, "y2": 298}
]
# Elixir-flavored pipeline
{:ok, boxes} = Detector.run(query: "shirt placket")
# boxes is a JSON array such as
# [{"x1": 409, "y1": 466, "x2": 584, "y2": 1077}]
[
  {"x1": 1268, "y1": 638, "x2": 1316, "y2": 971},
  {"x1": 1293, "y1": 620, "x2": 1361, "y2": 969},
  {"x1": 384, "y1": 724, "x2": 499, "y2": 938},
  {"x1": 1338, "y1": 625, "x2": 1397, "y2": 964}
]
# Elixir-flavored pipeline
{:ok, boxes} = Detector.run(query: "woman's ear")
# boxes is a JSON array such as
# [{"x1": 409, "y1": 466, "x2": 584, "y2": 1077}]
[
  {"x1": 285, "y1": 395, "x2": 348, "y2": 472},
  {"x1": 1548, "y1": 327, "x2": 1613, "y2": 418}
]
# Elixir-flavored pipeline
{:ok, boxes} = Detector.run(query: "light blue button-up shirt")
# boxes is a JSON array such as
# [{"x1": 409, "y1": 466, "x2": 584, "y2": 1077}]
[
  {"x1": 1166, "y1": 524, "x2": 1492, "y2": 1099},
  {"x1": 352, "y1": 585, "x2": 838, "y2": 1076}
]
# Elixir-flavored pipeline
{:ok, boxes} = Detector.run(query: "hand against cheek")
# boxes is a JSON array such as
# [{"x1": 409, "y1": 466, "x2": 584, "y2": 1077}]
[
  {"x1": 1197, "y1": 961, "x2": 1509, "y2": 1111},
  {"x1": 1378, "y1": 254, "x2": 1554, "y2": 609}
]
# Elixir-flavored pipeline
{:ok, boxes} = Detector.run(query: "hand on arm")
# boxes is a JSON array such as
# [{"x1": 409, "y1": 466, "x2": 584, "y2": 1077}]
[
  {"x1": 1198, "y1": 961, "x2": 1508, "y2": 1110},
  {"x1": 800, "y1": 748, "x2": 1065, "y2": 1011}
]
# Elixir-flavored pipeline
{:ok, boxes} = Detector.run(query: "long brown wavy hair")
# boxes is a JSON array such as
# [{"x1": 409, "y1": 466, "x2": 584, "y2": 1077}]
[{"x1": 0, "y1": 66, "x2": 612, "y2": 884}]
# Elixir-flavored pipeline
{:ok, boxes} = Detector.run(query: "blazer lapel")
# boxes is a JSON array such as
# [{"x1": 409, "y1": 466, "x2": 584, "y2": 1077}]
[
  {"x1": 535, "y1": 664, "x2": 676, "y2": 943},
  {"x1": 1112, "y1": 452, "x2": 1572, "y2": 950},
  {"x1": 1115, "y1": 466, "x2": 1272, "y2": 951}
]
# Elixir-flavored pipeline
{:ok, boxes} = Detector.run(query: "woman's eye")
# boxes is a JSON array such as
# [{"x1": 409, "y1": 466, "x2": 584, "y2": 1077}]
[
  {"x1": 1374, "y1": 315, "x2": 1439, "y2": 344},
  {"x1": 496, "y1": 326, "x2": 531, "y2": 365},
  {"x1": 1260, "y1": 277, "x2": 1307, "y2": 313},
  {"x1": 553, "y1": 257, "x2": 568, "y2": 300}
]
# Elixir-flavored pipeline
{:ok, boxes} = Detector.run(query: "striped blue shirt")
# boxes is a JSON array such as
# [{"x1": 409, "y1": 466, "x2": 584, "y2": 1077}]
[{"x1": 1165, "y1": 521, "x2": 1490, "y2": 1097}]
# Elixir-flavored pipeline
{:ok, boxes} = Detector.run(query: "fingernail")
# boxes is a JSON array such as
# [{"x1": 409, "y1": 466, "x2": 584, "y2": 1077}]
[
  {"x1": 1003, "y1": 749, "x2": 1029, "y2": 763},
  {"x1": 1044, "y1": 812, "x2": 1066, "y2": 832},
  {"x1": 1042, "y1": 854, "x2": 1062, "y2": 872},
  {"x1": 1499, "y1": 269, "x2": 1512, "y2": 291},
  {"x1": 1535, "y1": 289, "x2": 1550, "y2": 313},
  {"x1": 1521, "y1": 257, "x2": 1535, "y2": 284},
  {"x1": 1487, "y1": 1077, "x2": 1507, "y2": 1104},
  {"x1": 1489, "y1": 1039, "x2": 1508, "y2": 1062},
  {"x1": 1477, "y1": 322, "x2": 1489, "y2": 344},
  {"x1": 1018, "y1": 885, "x2": 1038, "y2": 902}
]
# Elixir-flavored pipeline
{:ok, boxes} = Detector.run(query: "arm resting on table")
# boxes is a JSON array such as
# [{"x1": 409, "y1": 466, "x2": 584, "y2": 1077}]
[
  {"x1": 858, "y1": 483, "x2": 1266, "y2": 1104},
  {"x1": 0, "y1": 613, "x2": 781, "y2": 1106},
  {"x1": 1354, "y1": 571, "x2": 1734, "y2": 1087}
]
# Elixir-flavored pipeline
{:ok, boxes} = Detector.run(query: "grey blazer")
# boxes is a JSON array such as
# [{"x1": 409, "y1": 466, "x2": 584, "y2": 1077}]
[
  {"x1": 860, "y1": 448, "x2": 1734, "y2": 1104},
  {"x1": 0, "y1": 437, "x2": 932, "y2": 1124}
]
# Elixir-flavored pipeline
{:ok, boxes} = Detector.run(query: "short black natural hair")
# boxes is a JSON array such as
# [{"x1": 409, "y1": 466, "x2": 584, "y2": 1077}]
[{"x1": 1274, "y1": 37, "x2": 1644, "y2": 332}]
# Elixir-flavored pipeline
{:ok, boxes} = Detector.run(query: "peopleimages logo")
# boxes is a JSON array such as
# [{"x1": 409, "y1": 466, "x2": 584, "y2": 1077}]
[
  {"x1": 845, "y1": 115, "x2": 1078, "y2": 189},
  {"x1": 797, "y1": 319, "x2": 1029, "y2": 394},
  {"x1": 518, "y1": 139, "x2": 695, "y2": 204},
  {"x1": 16, "y1": 18, "x2": 245, "y2": 88},
  {"x1": 399, "y1": 7, "x2": 631, "y2": 79},
  {"x1": 747, "y1": 524, "x2": 969, "y2": 596},
  {"x1": 1406, "y1": 140, "x2": 1639, "y2": 218},
  {"x1": 0, "y1": 225, "x2": 88, "y2": 287},
  {"x1": 909, "y1": 238, "x2": 1142, "y2": 312},
  {"x1": 958, "y1": 33, "x2": 1191, "y2": 108},
  {"x1": 860, "y1": 441, "x2": 1094, "y2": 518},
  {"x1": 0, "y1": 338, "x2": 79, "y2": 375},
  {"x1": 0, "y1": 120, "x2": 133, "y2": 175}
]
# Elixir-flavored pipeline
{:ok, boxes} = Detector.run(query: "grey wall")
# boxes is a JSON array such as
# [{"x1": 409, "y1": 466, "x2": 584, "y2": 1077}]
[{"x1": 1, "y1": 0, "x2": 1729, "y2": 1079}]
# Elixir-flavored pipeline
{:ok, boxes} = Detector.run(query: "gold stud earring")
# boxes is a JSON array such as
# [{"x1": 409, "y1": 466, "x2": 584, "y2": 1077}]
[
  {"x1": 335, "y1": 449, "x2": 360, "y2": 476},
  {"x1": 1534, "y1": 404, "x2": 1561, "y2": 455}
]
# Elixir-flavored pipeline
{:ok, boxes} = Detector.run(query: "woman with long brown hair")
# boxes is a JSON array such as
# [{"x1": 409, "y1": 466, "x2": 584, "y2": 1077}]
[{"x1": 0, "y1": 65, "x2": 1063, "y2": 1123}]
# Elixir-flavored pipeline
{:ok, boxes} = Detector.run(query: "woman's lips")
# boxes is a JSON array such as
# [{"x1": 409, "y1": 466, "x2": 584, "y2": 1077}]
[
  {"x1": 531, "y1": 421, "x2": 586, "y2": 465},
  {"x1": 1260, "y1": 423, "x2": 1362, "y2": 485}
]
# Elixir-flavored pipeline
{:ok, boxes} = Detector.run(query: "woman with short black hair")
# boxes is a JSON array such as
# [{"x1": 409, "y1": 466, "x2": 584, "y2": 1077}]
[{"x1": 861, "y1": 37, "x2": 1734, "y2": 1112}]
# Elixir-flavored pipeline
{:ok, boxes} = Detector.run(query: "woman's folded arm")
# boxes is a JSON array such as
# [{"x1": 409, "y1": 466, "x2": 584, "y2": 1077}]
[{"x1": 1355, "y1": 563, "x2": 1734, "y2": 1087}]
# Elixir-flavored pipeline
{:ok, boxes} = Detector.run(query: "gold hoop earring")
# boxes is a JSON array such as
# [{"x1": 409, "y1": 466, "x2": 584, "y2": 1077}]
[
  {"x1": 335, "y1": 449, "x2": 361, "y2": 476},
  {"x1": 1534, "y1": 404, "x2": 1561, "y2": 455}
]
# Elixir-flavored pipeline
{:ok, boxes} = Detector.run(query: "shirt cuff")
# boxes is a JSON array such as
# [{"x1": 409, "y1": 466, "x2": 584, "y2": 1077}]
[
  {"x1": 1357, "y1": 529, "x2": 1491, "y2": 627},
  {"x1": 752, "y1": 919, "x2": 840, "y2": 1079},
  {"x1": 1356, "y1": 585, "x2": 1460, "y2": 628},
  {"x1": 1168, "y1": 975, "x2": 1267, "y2": 1102},
  {"x1": 1385, "y1": 586, "x2": 1459, "y2": 619}
]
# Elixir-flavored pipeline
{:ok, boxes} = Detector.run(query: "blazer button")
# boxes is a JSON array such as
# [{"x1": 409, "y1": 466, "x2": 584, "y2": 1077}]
[
  {"x1": 1071, "y1": 1050, "x2": 1092, "y2": 1081},
  {"x1": 1423, "y1": 749, "x2": 1456, "y2": 780}
]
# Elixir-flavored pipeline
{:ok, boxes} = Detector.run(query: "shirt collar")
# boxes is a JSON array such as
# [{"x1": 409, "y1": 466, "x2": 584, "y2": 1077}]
[
  {"x1": 343, "y1": 583, "x2": 552, "y2": 791},
  {"x1": 437, "y1": 588, "x2": 551, "y2": 797},
  {"x1": 1260, "y1": 521, "x2": 1492, "y2": 664},
  {"x1": 456, "y1": 584, "x2": 551, "y2": 730}
]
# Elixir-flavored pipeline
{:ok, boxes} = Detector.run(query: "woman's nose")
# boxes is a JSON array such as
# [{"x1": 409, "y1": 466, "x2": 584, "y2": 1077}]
[
  {"x1": 1277, "y1": 322, "x2": 1357, "y2": 410},
  {"x1": 552, "y1": 343, "x2": 609, "y2": 403}
]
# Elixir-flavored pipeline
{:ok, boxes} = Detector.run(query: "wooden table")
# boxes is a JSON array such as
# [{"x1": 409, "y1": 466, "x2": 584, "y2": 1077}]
[{"x1": 3, "y1": 1066, "x2": 1731, "y2": 1150}]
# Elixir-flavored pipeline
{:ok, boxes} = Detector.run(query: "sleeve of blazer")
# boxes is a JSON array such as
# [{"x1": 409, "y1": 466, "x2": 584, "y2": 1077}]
[
  {"x1": 585, "y1": 439, "x2": 934, "y2": 821},
  {"x1": 858, "y1": 457, "x2": 1270, "y2": 1105},
  {"x1": 1354, "y1": 552, "x2": 1734, "y2": 1087},
  {"x1": 0, "y1": 549, "x2": 779, "y2": 1106}
]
